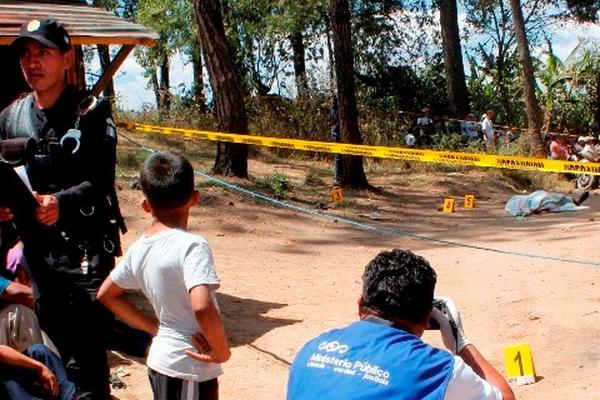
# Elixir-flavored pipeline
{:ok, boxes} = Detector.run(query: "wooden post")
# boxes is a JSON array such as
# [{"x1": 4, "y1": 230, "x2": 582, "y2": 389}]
[{"x1": 90, "y1": 44, "x2": 134, "y2": 98}]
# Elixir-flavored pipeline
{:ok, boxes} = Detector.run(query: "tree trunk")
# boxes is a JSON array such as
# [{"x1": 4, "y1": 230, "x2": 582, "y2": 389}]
[
  {"x1": 496, "y1": 58, "x2": 512, "y2": 123},
  {"x1": 193, "y1": 0, "x2": 249, "y2": 178},
  {"x1": 439, "y1": 0, "x2": 470, "y2": 117},
  {"x1": 508, "y1": 0, "x2": 545, "y2": 157},
  {"x1": 542, "y1": 98, "x2": 554, "y2": 133},
  {"x1": 221, "y1": 0, "x2": 250, "y2": 97},
  {"x1": 290, "y1": 29, "x2": 309, "y2": 99},
  {"x1": 595, "y1": 73, "x2": 600, "y2": 124},
  {"x1": 329, "y1": 0, "x2": 368, "y2": 189},
  {"x1": 150, "y1": 67, "x2": 161, "y2": 109},
  {"x1": 192, "y1": 46, "x2": 207, "y2": 113},
  {"x1": 243, "y1": 34, "x2": 270, "y2": 96},
  {"x1": 73, "y1": 45, "x2": 86, "y2": 91},
  {"x1": 159, "y1": 54, "x2": 171, "y2": 111},
  {"x1": 97, "y1": 45, "x2": 115, "y2": 104},
  {"x1": 325, "y1": 19, "x2": 336, "y2": 95}
]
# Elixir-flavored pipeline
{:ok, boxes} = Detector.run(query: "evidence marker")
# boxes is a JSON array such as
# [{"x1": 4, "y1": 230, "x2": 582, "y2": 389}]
[
  {"x1": 442, "y1": 198, "x2": 455, "y2": 213},
  {"x1": 504, "y1": 343, "x2": 536, "y2": 386}
]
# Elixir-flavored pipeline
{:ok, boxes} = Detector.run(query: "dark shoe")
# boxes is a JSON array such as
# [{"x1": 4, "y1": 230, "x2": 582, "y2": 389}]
[{"x1": 572, "y1": 191, "x2": 590, "y2": 206}]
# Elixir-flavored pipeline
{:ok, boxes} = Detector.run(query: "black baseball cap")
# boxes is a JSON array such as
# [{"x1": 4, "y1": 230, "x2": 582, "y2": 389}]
[{"x1": 12, "y1": 19, "x2": 71, "y2": 53}]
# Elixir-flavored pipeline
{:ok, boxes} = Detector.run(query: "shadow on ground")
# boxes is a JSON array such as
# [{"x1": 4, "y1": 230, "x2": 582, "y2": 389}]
[{"x1": 217, "y1": 293, "x2": 302, "y2": 348}]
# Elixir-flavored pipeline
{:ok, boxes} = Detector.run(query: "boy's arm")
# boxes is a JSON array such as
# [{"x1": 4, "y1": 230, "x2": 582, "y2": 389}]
[
  {"x1": 185, "y1": 284, "x2": 230, "y2": 363},
  {"x1": 0, "y1": 345, "x2": 59, "y2": 397},
  {"x1": 97, "y1": 277, "x2": 158, "y2": 336}
]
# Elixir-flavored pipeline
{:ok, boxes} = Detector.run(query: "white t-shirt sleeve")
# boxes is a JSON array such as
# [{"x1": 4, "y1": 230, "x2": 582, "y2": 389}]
[
  {"x1": 110, "y1": 252, "x2": 138, "y2": 290},
  {"x1": 182, "y1": 239, "x2": 220, "y2": 291},
  {"x1": 444, "y1": 356, "x2": 503, "y2": 400}
]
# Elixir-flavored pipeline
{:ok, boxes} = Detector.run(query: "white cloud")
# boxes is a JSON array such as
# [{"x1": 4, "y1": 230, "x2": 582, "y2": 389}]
[
  {"x1": 549, "y1": 20, "x2": 600, "y2": 60},
  {"x1": 113, "y1": 55, "x2": 155, "y2": 111},
  {"x1": 85, "y1": 46, "x2": 155, "y2": 111},
  {"x1": 174, "y1": 52, "x2": 194, "y2": 95},
  {"x1": 86, "y1": 47, "x2": 195, "y2": 111}
]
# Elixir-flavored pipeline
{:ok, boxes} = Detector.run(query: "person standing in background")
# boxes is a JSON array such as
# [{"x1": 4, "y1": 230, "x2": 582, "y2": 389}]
[{"x1": 481, "y1": 110, "x2": 495, "y2": 151}]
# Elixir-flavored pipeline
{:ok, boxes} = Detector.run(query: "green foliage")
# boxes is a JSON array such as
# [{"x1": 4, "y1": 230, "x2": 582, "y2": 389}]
[
  {"x1": 104, "y1": 0, "x2": 600, "y2": 164},
  {"x1": 563, "y1": 0, "x2": 600, "y2": 22},
  {"x1": 246, "y1": 92, "x2": 330, "y2": 141},
  {"x1": 220, "y1": 0, "x2": 328, "y2": 96},
  {"x1": 462, "y1": 0, "x2": 556, "y2": 126},
  {"x1": 431, "y1": 132, "x2": 465, "y2": 151},
  {"x1": 116, "y1": 148, "x2": 147, "y2": 173},
  {"x1": 118, "y1": 94, "x2": 217, "y2": 131},
  {"x1": 256, "y1": 172, "x2": 292, "y2": 199},
  {"x1": 196, "y1": 179, "x2": 221, "y2": 189},
  {"x1": 562, "y1": 40, "x2": 600, "y2": 127},
  {"x1": 134, "y1": 0, "x2": 194, "y2": 84},
  {"x1": 354, "y1": 1, "x2": 439, "y2": 65},
  {"x1": 356, "y1": 61, "x2": 448, "y2": 114}
]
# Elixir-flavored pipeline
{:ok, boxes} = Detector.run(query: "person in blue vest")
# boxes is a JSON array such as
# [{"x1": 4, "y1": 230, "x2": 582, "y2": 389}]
[{"x1": 287, "y1": 249, "x2": 515, "y2": 400}]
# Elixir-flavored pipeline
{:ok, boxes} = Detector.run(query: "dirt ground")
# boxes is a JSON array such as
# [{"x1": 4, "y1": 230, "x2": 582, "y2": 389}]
[{"x1": 109, "y1": 135, "x2": 600, "y2": 400}]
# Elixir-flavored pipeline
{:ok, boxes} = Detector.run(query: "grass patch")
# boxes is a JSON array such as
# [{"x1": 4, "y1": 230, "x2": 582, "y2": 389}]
[
  {"x1": 196, "y1": 179, "x2": 222, "y2": 189},
  {"x1": 117, "y1": 149, "x2": 147, "y2": 172},
  {"x1": 331, "y1": 197, "x2": 357, "y2": 209},
  {"x1": 304, "y1": 166, "x2": 328, "y2": 186}
]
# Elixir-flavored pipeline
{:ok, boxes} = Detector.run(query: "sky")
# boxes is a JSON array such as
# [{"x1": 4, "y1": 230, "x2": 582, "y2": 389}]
[{"x1": 102, "y1": 15, "x2": 600, "y2": 111}]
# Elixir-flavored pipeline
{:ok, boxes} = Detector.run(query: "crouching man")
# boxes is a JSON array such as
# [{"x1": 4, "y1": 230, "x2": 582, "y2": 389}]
[{"x1": 287, "y1": 249, "x2": 515, "y2": 400}]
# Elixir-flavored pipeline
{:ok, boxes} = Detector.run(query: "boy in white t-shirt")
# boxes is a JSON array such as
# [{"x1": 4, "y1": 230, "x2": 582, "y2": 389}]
[{"x1": 97, "y1": 151, "x2": 230, "y2": 400}]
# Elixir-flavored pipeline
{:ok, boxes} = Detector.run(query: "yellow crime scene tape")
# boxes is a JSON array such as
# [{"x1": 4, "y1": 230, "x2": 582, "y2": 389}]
[{"x1": 118, "y1": 122, "x2": 600, "y2": 176}]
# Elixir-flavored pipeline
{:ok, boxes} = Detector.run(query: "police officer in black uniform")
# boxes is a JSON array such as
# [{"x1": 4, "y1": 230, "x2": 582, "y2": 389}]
[{"x1": 0, "y1": 19, "x2": 124, "y2": 399}]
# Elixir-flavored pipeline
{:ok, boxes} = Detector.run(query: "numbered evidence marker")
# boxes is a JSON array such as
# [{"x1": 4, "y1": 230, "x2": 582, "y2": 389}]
[
  {"x1": 464, "y1": 194, "x2": 475, "y2": 209},
  {"x1": 442, "y1": 198, "x2": 455, "y2": 213},
  {"x1": 331, "y1": 186, "x2": 345, "y2": 203},
  {"x1": 504, "y1": 343, "x2": 536, "y2": 385}
]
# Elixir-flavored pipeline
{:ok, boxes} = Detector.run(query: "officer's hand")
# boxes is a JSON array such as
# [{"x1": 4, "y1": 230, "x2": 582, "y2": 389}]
[
  {"x1": 0, "y1": 207, "x2": 13, "y2": 221},
  {"x1": 431, "y1": 297, "x2": 471, "y2": 354},
  {"x1": 34, "y1": 194, "x2": 59, "y2": 226}
]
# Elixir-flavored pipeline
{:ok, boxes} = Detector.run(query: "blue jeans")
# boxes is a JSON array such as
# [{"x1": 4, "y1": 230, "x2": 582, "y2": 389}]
[{"x1": 1, "y1": 344, "x2": 77, "y2": 399}]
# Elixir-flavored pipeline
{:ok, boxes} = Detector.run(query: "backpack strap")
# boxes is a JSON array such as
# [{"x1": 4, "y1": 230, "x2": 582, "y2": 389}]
[{"x1": 6, "y1": 94, "x2": 36, "y2": 139}]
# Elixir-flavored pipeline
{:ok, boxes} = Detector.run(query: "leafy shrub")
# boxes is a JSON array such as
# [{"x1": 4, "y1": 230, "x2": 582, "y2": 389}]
[{"x1": 255, "y1": 172, "x2": 291, "y2": 199}]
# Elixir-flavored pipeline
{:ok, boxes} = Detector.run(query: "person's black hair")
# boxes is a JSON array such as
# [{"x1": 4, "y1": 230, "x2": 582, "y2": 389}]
[
  {"x1": 362, "y1": 249, "x2": 436, "y2": 324},
  {"x1": 140, "y1": 151, "x2": 195, "y2": 211}
]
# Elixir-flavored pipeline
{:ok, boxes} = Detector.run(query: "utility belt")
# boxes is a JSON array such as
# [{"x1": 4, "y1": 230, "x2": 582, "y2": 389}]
[
  {"x1": 22, "y1": 195, "x2": 121, "y2": 281},
  {"x1": 59, "y1": 188, "x2": 125, "y2": 274}
]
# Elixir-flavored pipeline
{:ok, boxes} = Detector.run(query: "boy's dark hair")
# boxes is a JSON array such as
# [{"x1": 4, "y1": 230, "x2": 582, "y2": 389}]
[
  {"x1": 140, "y1": 151, "x2": 194, "y2": 211},
  {"x1": 362, "y1": 249, "x2": 436, "y2": 324}
]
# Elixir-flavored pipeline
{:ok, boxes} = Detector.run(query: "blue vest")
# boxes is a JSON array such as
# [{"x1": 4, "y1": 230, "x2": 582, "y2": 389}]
[{"x1": 287, "y1": 319, "x2": 454, "y2": 400}]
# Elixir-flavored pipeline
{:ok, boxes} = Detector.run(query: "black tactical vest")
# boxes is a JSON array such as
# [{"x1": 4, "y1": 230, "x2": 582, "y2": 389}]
[{"x1": 0, "y1": 89, "x2": 125, "y2": 293}]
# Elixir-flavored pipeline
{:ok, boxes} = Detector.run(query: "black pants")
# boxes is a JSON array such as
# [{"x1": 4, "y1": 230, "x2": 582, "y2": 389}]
[
  {"x1": 333, "y1": 132, "x2": 342, "y2": 183},
  {"x1": 35, "y1": 283, "x2": 113, "y2": 400},
  {"x1": 148, "y1": 369, "x2": 219, "y2": 400}
]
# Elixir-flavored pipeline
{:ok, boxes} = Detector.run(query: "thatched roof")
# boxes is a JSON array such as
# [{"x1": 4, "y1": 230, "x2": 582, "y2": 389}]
[{"x1": 0, "y1": 1, "x2": 158, "y2": 46}]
